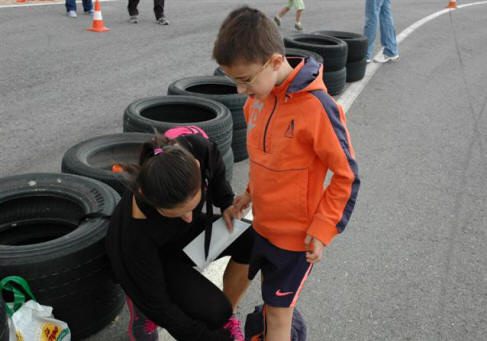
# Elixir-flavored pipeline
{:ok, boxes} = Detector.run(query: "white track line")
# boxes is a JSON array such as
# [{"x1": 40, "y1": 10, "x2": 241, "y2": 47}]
[{"x1": 0, "y1": 0, "x2": 117, "y2": 9}]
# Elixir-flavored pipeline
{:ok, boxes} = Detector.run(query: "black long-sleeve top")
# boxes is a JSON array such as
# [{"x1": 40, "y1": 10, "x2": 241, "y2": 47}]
[{"x1": 105, "y1": 135, "x2": 234, "y2": 340}]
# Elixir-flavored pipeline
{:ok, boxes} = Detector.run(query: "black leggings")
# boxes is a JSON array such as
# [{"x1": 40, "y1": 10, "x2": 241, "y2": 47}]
[{"x1": 161, "y1": 227, "x2": 253, "y2": 329}]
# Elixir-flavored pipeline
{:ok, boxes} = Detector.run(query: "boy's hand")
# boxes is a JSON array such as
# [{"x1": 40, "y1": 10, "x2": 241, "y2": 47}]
[
  {"x1": 304, "y1": 234, "x2": 325, "y2": 264},
  {"x1": 222, "y1": 206, "x2": 235, "y2": 232},
  {"x1": 232, "y1": 193, "x2": 252, "y2": 219}
]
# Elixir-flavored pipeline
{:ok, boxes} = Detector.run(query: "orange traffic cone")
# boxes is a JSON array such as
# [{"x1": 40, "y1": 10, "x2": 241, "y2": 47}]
[
  {"x1": 447, "y1": 0, "x2": 457, "y2": 8},
  {"x1": 16, "y1": 0, "x2": 26, "y2": 3},
  {"x1": 87, "y1": 0, "x2": 109, "y2": 32}
]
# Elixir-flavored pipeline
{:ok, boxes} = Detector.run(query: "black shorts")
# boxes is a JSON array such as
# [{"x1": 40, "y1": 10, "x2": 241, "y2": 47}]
[{"x1": 248, "y1": 229, "x2": 313, "y2": 307}]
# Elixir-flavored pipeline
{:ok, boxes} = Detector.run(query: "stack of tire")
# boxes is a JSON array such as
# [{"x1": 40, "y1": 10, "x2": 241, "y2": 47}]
[
  {"x1": 0, "y1": 173, "x2": 125, "y2": 340},
  {"x1": 167, "y1": 77, "x2": 248, "y2": 162},
  {"x1": 284, "y1": 33, "x2": 348, "y2": 95},
  {"x1": 122, "y1": 95, "x2": 234, "y2": 181},
  {"x1": 312, "y1": 31, "x2": 368, "y2": 82}
]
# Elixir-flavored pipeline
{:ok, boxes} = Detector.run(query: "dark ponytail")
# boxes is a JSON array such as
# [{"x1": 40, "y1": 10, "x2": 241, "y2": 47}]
[{"x1": 123, "y1": 133, "x2": 201, "y2": 209}]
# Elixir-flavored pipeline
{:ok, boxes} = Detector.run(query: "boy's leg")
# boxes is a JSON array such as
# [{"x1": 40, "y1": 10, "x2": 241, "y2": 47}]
[
  {"x1": 278, "y1": 6, "x2": 291, "y2": 18},
  {"x1": 223, "y1": 260, "x2": 252, "y2": 313},
  {"x1": 295, "y1": 9, "x2": 303, "y2": 23},
  {"x1": 265, "y1": 305, "x2": 294, "y2": 341},
  {"x1": 218, "y1": 226, "x2": 254, "y2": 313},
  {"x1": 249, "y1": 232, "x2": 313, "y2": 341}
]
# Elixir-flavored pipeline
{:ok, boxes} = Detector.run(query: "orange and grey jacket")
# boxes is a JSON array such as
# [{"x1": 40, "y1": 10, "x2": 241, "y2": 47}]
[{"x1": 244, "y1": 57, "x2": 360, "y2": 251}]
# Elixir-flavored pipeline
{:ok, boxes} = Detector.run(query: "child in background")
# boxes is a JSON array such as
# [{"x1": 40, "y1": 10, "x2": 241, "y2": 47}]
[
  {"x1": 213, "y1": 6, "x2": 360, "y2": 341},
  {"x1": 273, "y1": 0, "x2": 305, "y2": 31}
]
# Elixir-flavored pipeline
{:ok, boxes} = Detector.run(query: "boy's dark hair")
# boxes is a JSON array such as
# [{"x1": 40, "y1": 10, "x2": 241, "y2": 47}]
[
  {"x1": 213, "y1": 6, "x2": 285, "y2": 66},
  {"x1": 123, "y1": 133, "x2": 201, "y2": 209}
]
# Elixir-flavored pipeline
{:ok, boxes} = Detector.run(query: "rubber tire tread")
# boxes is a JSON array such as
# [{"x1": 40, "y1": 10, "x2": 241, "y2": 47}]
[
  {"x1": 167, "y1": 76, "x2": 247, "y2": 131},
  {"x1": 346, "y1": 58, "x2": 367, "y2": 82},
  {"x1": 0, "y1": 173, "x2": 124, "y2": 340},
  {"x1": 61, "y1": 133, "x2": 153, "y2": 195},
  {"x1": 222, "y1": 148, "x2": 234, "y2": 183},
  {"x1": 231, "y1": 128, "x2": 248, "y2": 162},
  {"x1": 313, "y1": 30, "x2": 368, "y2": 62},
  {"x1": 283, "y1": 34, "x2": 348, "y2": 71},
  {"x1": 0, "y1": 296, "x2": 7, "y2": 341},
  {"x1": 285, "y1": 47, "x2": 324, "y2": 64},
  {"x1": 323, "y1": 67, "x2": 347, "y2": 96},
  {"x1": 123, "y1": 96, "x2": 233, "y2": 155}
]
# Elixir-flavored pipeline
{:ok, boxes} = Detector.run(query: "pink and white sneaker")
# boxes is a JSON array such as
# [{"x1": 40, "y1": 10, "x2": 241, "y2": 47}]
[
  {"x1": 126, "y1": 296, "x2": 159, "y2": 341},
  {"x1": 224, "y1": 316, "x2": 244, "y2": 341}
]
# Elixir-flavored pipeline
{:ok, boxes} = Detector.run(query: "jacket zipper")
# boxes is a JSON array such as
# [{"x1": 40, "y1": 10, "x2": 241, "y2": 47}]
[{"x1": 263, "y1": 95, "x2": 278, "y2": 153}]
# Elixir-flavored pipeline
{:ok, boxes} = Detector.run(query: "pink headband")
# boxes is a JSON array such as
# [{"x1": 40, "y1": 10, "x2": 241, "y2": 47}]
[{"x1": 154, "y1": 148, "x2": 164, "y2": 155}]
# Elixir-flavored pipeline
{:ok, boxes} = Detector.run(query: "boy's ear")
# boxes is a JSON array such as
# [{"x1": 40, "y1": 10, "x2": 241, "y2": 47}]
[{"x1": 270, "y1": 53, "x2": 284, "y2": 70}]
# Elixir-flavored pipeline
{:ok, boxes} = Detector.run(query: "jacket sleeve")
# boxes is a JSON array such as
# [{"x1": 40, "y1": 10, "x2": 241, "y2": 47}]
[
  {"x1": 208, "y1": 140, "x2": 234, "y2": 211},
  {"x1": 306, "y1": 97, "x2": 360, "y2": 246},
  {"x1": 124, "y1": 240, "x2": 229, "y2": 341}
]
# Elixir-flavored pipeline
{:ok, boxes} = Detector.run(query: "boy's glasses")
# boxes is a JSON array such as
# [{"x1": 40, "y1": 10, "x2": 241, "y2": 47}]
[{"x1": 223, "y1": 58, "x2": 272, "y2": 86}]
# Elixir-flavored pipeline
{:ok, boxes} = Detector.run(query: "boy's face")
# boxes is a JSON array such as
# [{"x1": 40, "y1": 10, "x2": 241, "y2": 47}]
[{"x1": 221, "y1": 54, "x2": 283, "y2": 101}]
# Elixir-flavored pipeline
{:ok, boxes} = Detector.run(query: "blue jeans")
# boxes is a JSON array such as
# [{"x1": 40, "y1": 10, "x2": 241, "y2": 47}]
[
  {"x1": 65, "y1": 0, "x2": 92, "y2": 12},
  {"x1": 364, "y1": 0, "x2": 398, "y2": 59}
]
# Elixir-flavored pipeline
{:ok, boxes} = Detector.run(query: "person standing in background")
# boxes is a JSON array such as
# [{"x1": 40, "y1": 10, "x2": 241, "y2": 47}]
[
  {"x1": 128, "y1": 0, "x2": 169, "y2": 25},
  {"x1": 273, "y1": 0, "x2": 305, "y2": 31},
  {"x1": 364, "y1": 0, "x2": 399, "y2": 63}
]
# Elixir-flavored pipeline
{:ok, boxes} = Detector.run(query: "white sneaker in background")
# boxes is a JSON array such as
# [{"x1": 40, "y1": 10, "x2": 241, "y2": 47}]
[{"x1": 373, "y1": 52, "x2": 399, "y2": 63}]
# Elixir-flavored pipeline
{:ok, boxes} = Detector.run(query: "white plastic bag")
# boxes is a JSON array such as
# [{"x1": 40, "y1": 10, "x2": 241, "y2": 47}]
[
  {"x1": 1, "y1": 276, "x2": 70, "y2": 341},
  {"x1": 11, "y1": 300, "x2": 70, "y2": 341},
  {"x1": 8, "y1": 316, "x2": 17, "y2": 341}
]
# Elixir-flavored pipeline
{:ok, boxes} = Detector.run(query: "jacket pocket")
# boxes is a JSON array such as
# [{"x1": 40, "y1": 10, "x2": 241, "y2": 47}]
[{"x1": 250, "y1": 160, "x2": 308, "y2": 227}]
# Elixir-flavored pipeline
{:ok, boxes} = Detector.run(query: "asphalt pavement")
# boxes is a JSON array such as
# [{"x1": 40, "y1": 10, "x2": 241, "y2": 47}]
[{"x1": 1, "y1": 0, "x2": 486, "y2": 340}]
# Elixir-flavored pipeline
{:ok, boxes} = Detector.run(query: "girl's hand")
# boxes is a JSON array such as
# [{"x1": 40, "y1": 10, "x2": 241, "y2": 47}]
[
  {"x1": 232, "y1": 193, "x2": 251, "y2": 219},
  {"x1": 304, "y1": 234, "x2": 325, "y2": 264},
  {"x1": 222, "y1": 206, "x2": 235, "y2": 232}
]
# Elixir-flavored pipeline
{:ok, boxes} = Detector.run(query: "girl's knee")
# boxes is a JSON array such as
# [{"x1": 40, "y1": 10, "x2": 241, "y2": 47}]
[{"x1": 205, "y1": 296, "x2": 233, "y2": 329}]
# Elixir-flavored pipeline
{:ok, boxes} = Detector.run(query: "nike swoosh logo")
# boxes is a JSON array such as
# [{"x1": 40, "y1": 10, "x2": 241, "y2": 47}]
[{"x1": 275, "y1": 289, "x2": 294, "y2": 297}]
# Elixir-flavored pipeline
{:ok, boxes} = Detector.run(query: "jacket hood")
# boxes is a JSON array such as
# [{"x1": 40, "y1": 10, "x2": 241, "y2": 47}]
[{"x1": 272, "y1": 57, "x2": 326, "y2": 97}]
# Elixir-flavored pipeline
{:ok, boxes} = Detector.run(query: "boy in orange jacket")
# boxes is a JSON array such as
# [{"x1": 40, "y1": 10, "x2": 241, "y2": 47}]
[{"x1": 213, "y1": 6, "x2": 360, "y2": 340}]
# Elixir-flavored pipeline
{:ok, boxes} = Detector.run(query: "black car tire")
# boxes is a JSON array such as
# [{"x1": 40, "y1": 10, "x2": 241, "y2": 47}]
[
  {"x1": 167, "y1": 76, "x2": 247, "y2": 131},
  {"x1": 123, "y1": 96, "x2": 233, "y2": 155},
  {"x1": 0, "y1": 173, "x2": 124, "y2": 340},
  {"x1": 313, "y1": 30, "x2": 368, "y2": 62},
  {"x1": 231, "y1": 128, "x2": 248, "y2": 162},
  {"x1": 323, "y1": 67, "x2": 347, "y2": 96},
  {"x1": 285, "y1": 47, "x2": 324, "y2": 65},
  {"x1": 222, "y1": 148, "x2": 234, "y2": 183},
  {"x1": 346, "y1": 58, "x2": 367, "y2": 82},
  {"x1": 0, "y1": 296, "x2": 8, "y2": 341},
  {"x1": 283, "y1": 34, "x2": 348, "y2": 71},
  {"x1": 61, "y1": 133, "x2": 153, "y2": 195}
]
